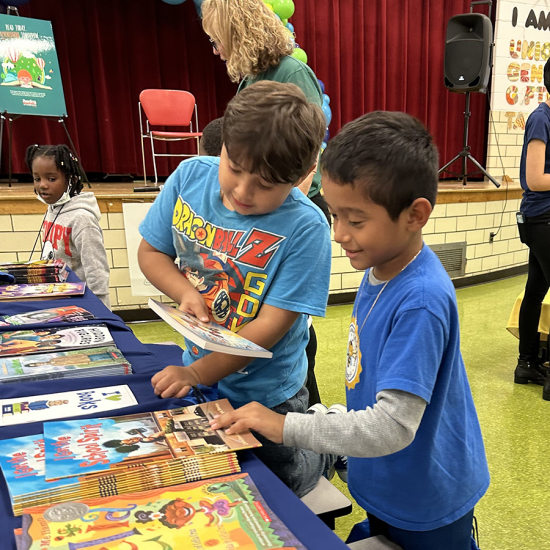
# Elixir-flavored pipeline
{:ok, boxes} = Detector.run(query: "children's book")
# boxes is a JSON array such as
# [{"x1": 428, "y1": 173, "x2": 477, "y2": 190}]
[
  {"x1": 18, "y1": 473, "x2": 307, "y2": 550},
  {"x1": 0, "y1": 282, "x2": 86, "y2": 301},
  {"x1": 0, "y1": 385, "x2": 137, "y2": 426},
  {"x1": 148, "y1": 298, "x2": 273, "y2": 358},
  {"x1": 0, "y1": 324, "x2": 114, "y2": 357},
  {"x1": 0, "y1": 346, "x2": 131, "y2": 383},
  {"x1": 43, "y1": 399, "x2": 260, "y2": 481},
  {"x1": 0, "y1": 305, "x2": 96, "y2": 326}
]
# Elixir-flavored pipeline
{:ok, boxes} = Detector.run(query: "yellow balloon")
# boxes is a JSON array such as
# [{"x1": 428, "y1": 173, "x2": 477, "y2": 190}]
[{"x1": 264, "y1": 2, "x2": 274, "y2": 11}]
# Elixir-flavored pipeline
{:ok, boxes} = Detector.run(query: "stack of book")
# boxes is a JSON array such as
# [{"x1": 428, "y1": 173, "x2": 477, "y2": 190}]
[
  {"x1": 0, "y1": 260, "x2": 68, "y2": 284},
  {"x1": 0, "y1": 400, "x2": 260, "y2": 516},
  {"x1": 0, "y1": 305, "x2": 96, "y2": 326},
  {"x1": 15, "y1": 472, "x2": 306, "y2": 550}
]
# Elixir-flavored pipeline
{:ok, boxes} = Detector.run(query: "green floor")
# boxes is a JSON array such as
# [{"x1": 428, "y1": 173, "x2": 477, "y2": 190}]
[{"x1": 130, "y1": 274, "x2": 548, "y2": 549}]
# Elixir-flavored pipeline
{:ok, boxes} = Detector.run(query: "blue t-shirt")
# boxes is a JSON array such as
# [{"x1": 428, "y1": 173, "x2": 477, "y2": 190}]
[
  {"x1": 519, "y1": 102, "x2": 550, "y2": 216},
  {"x1": 139, "y1": 157, "x2": 331, "y2": 409},
  {"x1": 346, "y1": 246, "x2": 489, "y2": 531}
]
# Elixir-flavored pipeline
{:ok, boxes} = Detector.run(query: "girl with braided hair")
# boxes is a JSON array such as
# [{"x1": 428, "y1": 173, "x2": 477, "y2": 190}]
[{"x1": 27, "y1": 144, "x2": 110, "y2": 308}]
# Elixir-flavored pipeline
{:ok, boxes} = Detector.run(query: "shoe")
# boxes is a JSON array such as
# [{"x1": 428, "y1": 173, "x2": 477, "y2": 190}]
[
  {"x1": 306, "y1": 403, "x2": 328, "y2": 415},
  {"x1": 514, "y1": 358, "x2": 547, "y2": 386},
  {"x1": 327, "y1": 404, "x2": 348, "y2": 483}
]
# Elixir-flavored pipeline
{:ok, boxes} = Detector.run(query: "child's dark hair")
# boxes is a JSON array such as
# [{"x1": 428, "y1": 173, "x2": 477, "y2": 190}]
[
  {"x1": 200, "y1": 117, "x2": 223, "y2": 156},
  {"x1": 25, "y1": 144, "x2": 84, "y2": 196},
  {"x1": 223, "y1": 81, "x2": 325, "y2": 185},
  {"x1": 321, "y1": 111, "x2": 439, "y2": 221},
  {"x1": 544, "y1": 59, "x2": 550, "y2": 91}
]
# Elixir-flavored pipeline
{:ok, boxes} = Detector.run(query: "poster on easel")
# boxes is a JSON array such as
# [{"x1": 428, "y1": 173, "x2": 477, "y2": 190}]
[{"x1": 0, "y1": 14, "x2": 66, "y2": 116}]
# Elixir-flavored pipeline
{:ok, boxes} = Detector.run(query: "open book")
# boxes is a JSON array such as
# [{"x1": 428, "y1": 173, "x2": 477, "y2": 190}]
[{"x1": 148, "y1": 298, "x2": 272, "y2": 358}]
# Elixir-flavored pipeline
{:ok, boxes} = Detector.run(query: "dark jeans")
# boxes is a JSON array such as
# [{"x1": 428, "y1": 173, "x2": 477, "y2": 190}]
[
  {"x1": 367, "y1": 508, "x2": 475, "y2": 550},
  {"x1": 518, "y1": 212, "x2": 550, "y2": 360},
  {"x1": 305, "y1": 324, "x2": 321, "y2": 406}
]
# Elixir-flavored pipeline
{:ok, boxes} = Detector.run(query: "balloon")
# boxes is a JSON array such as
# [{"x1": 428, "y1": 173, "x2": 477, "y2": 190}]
[
  {"x1": 317, "y1": 79, "x2": 325, "y2": 94},
  {"x1": 324, "y1": 128, "x2": 330, "y2": 142},
  {"x1": 282, "y1": 18, "x2": 288, "y2": 25},
  {"x1": 272, "y1": 0, "x2": 295, "y2": 20},
  {"x1": 321, "y1": 141, "x2": 327, "y2": 153},
  {"x1": 7, "y1": 46, "x2": 19, "y2": 64},
  {"x1": 286, "y1": 22, "x2": 294, "y2": 33},
  {"x1": 36, "y1": 57, "x2": 45, "y2": 70},
  {"x1": 291, "y1": 47, "x2": 307, "y2": 64},
  {"x1": 265, "y1": 2, "x2": 274, "y2": 11},
  {"x1": 322, "y1": 102, "x2": 332, "y2": 126},
  {"x1": 323, "y1": 94, "x2": 330, "y2": 104},
  {"x1": 0, "y1": 0, "x2": 30, "y2": 5},
  {"x1": 193, "y1": 0, "x2": 205, "y2": 16},
  {"x1": 162, "y1": 0, "x2": 186, "y2": 4}
]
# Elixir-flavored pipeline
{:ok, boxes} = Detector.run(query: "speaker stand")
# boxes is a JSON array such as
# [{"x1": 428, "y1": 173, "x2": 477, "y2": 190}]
[{"x1": 439, "y1": 92, "x2": 500, "y2": 188}]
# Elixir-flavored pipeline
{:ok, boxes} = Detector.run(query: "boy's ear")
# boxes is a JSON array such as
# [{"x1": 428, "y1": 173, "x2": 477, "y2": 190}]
[
  {"x1": 406, "y1": 198, "x2": 432, "y2": 232},
  {"x1": 293, "y1": 162, "x2": 318, "y2": 189}
]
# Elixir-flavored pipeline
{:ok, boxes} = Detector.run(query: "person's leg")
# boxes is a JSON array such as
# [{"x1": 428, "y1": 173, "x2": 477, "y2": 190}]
[
  {"x1": 252, "y1": 385, "x2": 335, "y2": 497},
  {"x1": 305, "y1": 324, "x2": 321, "y2": 406},
  {"x1": 518, "y1": 221, "x2": 550, "y2": 383},
  {"x1": 368, "y1": 509, "x2": 474, "y2": 550}
]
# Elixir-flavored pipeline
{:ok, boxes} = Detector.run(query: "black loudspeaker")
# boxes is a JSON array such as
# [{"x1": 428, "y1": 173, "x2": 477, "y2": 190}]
[{"x1": 444, "y1": 13, "x2": 493, "y2": 93}]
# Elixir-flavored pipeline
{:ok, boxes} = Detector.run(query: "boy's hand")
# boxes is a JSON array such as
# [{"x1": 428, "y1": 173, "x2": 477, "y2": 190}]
[
  {"x1": 178, "y1": 287, "x2": 210, "y2": 323},
  {"x1": 152, "y1": 365, "x2": 197, "y2": 398},
  {"x1": 209, "y1": 402, "x2": 285, "y2": 444}
]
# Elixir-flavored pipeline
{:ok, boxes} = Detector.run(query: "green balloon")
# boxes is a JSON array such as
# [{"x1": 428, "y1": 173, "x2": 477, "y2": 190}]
[
  {"x1": 291, "y1": 47, "x2": 307, "y2": 64},
  {"x1": 272, "y1": 0, "x2": 295, "y2": 19}
]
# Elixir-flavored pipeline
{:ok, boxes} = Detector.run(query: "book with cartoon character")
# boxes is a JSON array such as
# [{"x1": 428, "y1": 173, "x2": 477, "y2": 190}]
[
  {"x1": 17, "y1": 473, "x2": 307, "y2": 550},
  {"x1": 0, "y1": 325, "x2": 115, "y2": 357},
  {"x1": 0, "y1": 282, "x2": 86, "y2": 301},
  {"x1": 0, "y1": 306, "x2": 96, "y2": 326},
  {"x1": 0, "y1": 385, "x2": 137, "y2": 426},
  {"x1": 148, "y1": 298, "x2": 273, "y2": 358}
]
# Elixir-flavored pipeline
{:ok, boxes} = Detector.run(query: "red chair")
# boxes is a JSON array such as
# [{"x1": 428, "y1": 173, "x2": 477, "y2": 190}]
[{"x1": 139, "y1": 89, "x2": 202, "y2": 184}]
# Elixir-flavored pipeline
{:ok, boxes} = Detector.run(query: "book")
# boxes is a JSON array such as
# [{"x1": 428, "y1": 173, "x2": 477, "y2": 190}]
[
  {"x1": 0, "y1": 346, "x2": 132, "y2": 383},
  {"x1": 0, "y1": 385, "x2": 137, "y2": 426},
  {"x1": 43, "y1": 399, "x2": 260, "y2": 481},
  {"x1": 0, "y1": 324, "x2": 114, "y2": 357},
  {"x1": 0, "y1": 282, "x2": 86, "y2": 301},
  {"x1": 0, "y1": 305, "x2": 96, "y2": 326},
  {"x1": 148, "y1": 298, "x2": 273, "y2": 358},
  {"x1": 17, "y1": 473, "x2": 306, "y2": 550},
  {"x1": 0, "y1": 260, "x2": 68, "y2": 284}
]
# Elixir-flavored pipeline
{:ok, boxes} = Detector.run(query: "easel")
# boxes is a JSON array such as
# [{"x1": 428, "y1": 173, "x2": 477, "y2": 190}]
[
  {"x1": 0, "y1": 6, "x2": 90, "y2": 187},
  {"x1": 0, "y1": 113, "x2": 91, "y2": 187}
]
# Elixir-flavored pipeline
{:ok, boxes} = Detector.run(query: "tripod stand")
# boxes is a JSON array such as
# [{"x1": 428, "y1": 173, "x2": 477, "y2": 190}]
[{"x1": 438, "y1": 92, "x2": 500, "y2": 188}]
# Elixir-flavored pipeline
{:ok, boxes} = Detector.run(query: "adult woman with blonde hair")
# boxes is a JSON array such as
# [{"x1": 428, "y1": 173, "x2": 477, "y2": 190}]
[{"x1": 202, "y1": 0, "x2": 327, "y2": 409}]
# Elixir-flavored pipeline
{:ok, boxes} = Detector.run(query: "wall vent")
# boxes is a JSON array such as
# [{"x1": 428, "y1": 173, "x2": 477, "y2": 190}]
[{"x1": 429, "y1": 242, "x2": 467, "y2": 278}]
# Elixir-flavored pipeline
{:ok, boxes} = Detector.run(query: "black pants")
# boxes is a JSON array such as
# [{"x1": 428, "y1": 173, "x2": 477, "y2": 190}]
[{"x1": 518, "y1": 212, "x2": 550, "y2": 360}]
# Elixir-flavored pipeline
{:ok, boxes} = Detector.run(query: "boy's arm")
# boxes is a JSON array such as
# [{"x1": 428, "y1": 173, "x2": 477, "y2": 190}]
[
  {"x1": 525, "y1": 139, "x2": 550, "y2": 191},
  {"x1": 137, "y1": 239, "x2": 209, "y2": 322},
  {"x1": 210, "y1": 390, "x2": 426, "y2": 455},
  {"x1": 151, "y1": 303, "x2": 300, "y2": 398}
]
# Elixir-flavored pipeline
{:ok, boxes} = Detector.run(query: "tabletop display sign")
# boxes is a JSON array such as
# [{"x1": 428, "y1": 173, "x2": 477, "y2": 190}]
[{"x1": 0, "y1": 14, "x2": 66, "y2": 116}]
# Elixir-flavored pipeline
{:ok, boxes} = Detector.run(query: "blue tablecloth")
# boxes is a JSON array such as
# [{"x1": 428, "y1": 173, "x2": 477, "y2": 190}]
[{"x1": 0, "y1": 277, "x2": 349, "y2": 549}]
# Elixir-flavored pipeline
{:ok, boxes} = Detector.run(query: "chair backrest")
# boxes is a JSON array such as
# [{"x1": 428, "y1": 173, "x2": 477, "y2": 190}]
[{"x1": 139, "y1": 89, "x2": 196, "y2": 127}]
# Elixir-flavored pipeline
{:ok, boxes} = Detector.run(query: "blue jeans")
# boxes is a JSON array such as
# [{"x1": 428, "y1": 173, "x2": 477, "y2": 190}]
[
  {"x1": 366, "y1": 508, "x2": 475, "y2": 550},
  {"x1": 252, "y1": 385, "x2": 335, "y2": 497}
]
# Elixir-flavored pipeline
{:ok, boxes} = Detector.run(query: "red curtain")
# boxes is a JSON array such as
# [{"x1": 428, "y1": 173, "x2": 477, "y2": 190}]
[{"x1": 5, "y1": 0, "x2": 488, "y2": 178}]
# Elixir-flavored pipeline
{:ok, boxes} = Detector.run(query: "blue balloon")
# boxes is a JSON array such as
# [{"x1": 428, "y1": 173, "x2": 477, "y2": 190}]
[
  {"x1": 322, "y1": 94, "x2": 330, "y2": 105},
  {"x1": 2, "y1": 0, "x2": 30, "y2": 5},
  {"x1": 321, "y1": 141, "x2": 327, "y2": 152},
  {"x1": 193, "y1": 0, "x2": 205, "y2": 15},
  {"x1": 286, "y1": 22, "x2": 294, "y2": 32},
  {"x1": 162, "y1": 0, "x2": 186, "y2": 4},
  {"x1": 324, "y1": 128, "x2": 330, "y2": 142},
  {"x1": 317, "y1": 79, "x2": 325, "y2": 94},
  {"x1": 322, "y1": 102, "x2": 332, "y2": 126}
]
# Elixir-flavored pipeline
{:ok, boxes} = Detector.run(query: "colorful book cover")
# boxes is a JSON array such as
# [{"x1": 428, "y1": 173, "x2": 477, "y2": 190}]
[
  {"x1": 149, "y1": 298, "x2": 273, "y2": 358},
  {"x1": 0, "y1": 385, "x2": 137, "y2": 426},
  {"x1": 0, "y1": 282, "x2": 86, "y2": 301},
  {"x1": 18, "y1": 473, "x2": 306, "y2": 550},
  {"x1": 43, "y1": 400, "x2": 260, "y2": 480},
  {"x1": 0, "y1": 346, "x2": 130, "y2": 382},
  {"x1": 0, "y1": 325, "x2": 114, "y2": 357},
  {"x1": 0, "y1": 435, "x2": 73, "y2": 501},
  {"x1": 0, "y1": 306, "x2": 96, "y2": 326}
]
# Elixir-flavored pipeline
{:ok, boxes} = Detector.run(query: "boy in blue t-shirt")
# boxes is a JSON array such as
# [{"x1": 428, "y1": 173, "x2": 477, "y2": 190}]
[
  {"x1": 211, "y1": 112, "x2": 490, "y2": 550},
  {"x1": 138, "y1": 81, "x2": 334, "y2": 497}
]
